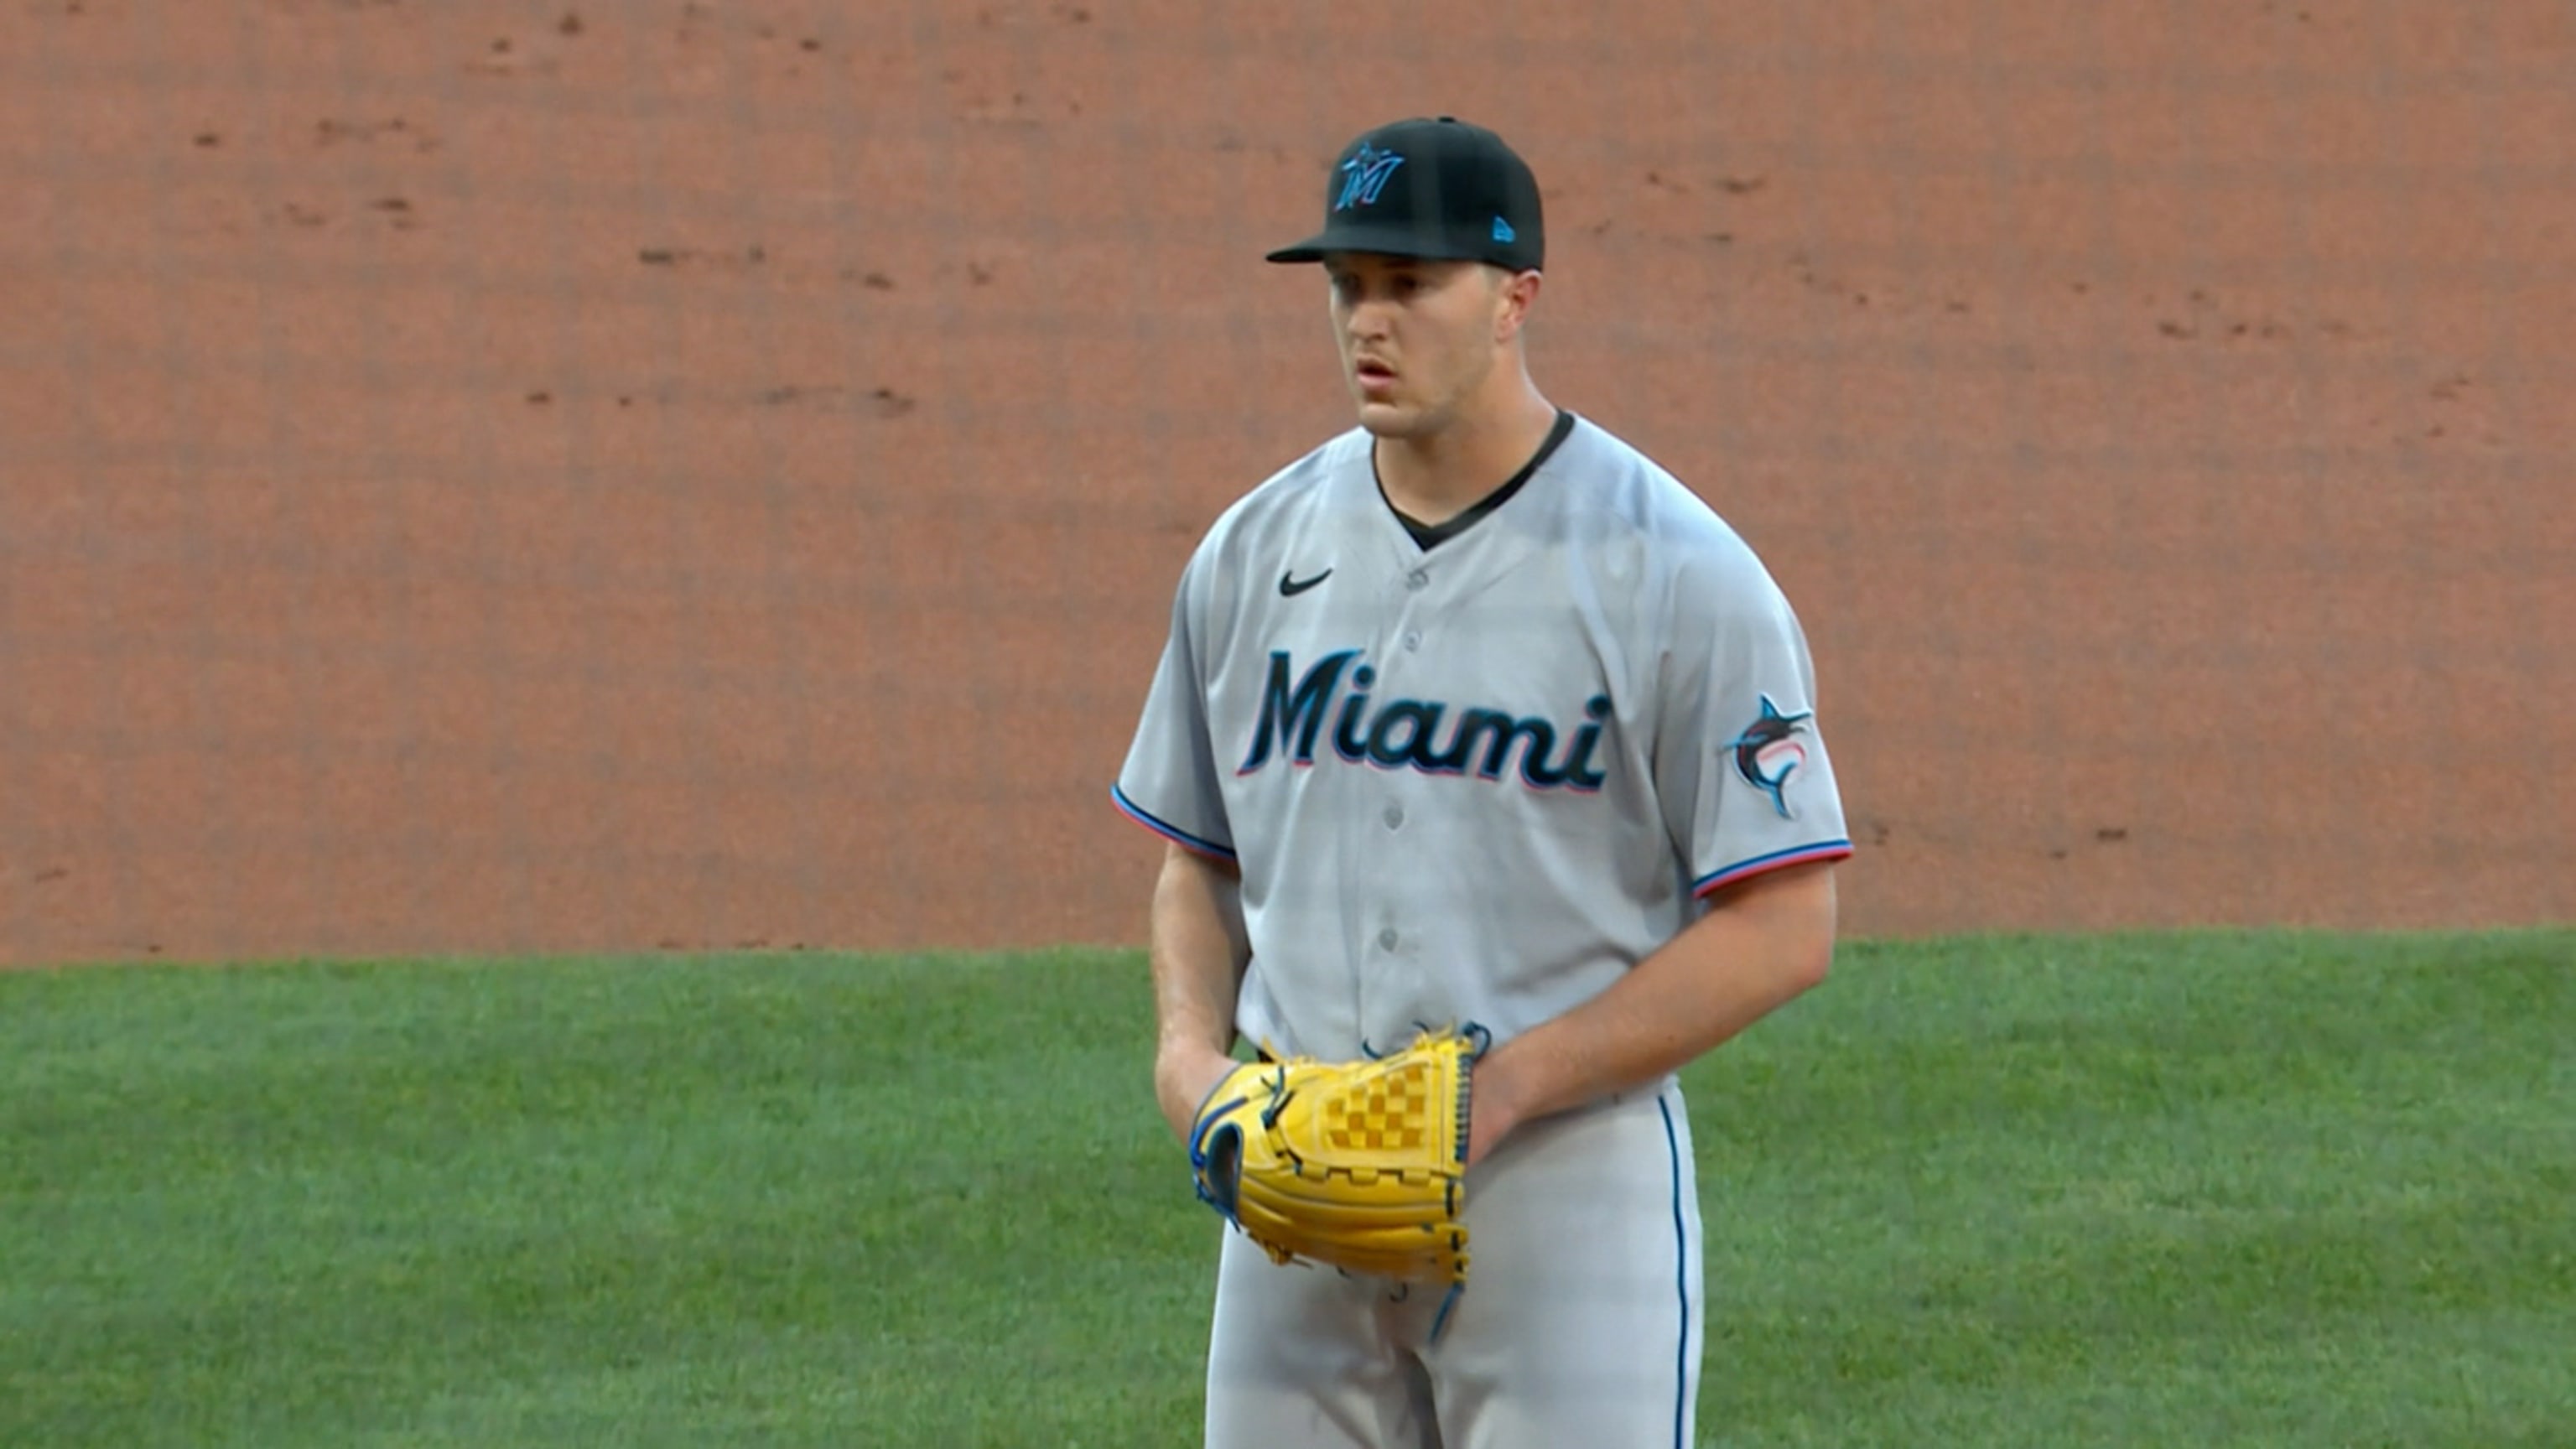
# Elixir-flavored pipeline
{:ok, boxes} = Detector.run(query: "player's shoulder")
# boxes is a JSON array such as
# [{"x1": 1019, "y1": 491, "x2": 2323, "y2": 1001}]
[
  {"x1": 1181, "y1": 428, "x2": 1368, "y2": 564},
  {"x1": 1153, "y1": 428, "x2": 1368, "y2": 610},
  {"x1": 1219, "y1": 428, "x2": 1366, "y2": 526},
  {"x1": 1553, "y1": 416, "x2": 1779, "y2": 587}
]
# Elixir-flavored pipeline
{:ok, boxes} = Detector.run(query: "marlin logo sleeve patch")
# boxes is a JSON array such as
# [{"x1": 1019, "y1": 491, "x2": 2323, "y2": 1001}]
[{"x1": 1727, "y1": 694, "x2": 1814, "y2": 819}]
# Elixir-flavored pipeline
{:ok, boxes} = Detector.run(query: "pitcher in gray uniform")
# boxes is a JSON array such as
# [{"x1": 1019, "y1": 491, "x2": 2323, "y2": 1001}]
[{"x1": 1113, "y1": 116, "x2": 1853, "y2": 1449}]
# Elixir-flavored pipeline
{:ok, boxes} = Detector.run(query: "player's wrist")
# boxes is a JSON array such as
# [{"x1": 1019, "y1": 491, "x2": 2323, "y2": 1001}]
[
  {"x1": 1463, "y1": 1044, "x2": 1534, "y2": 1167},
  {"x1": 1155, "y1": 1036, "x2": 1238, "y2": 1078},
  {"x1": 1155, "y1": 1041, "x2": 1244, "y2": 1142}
]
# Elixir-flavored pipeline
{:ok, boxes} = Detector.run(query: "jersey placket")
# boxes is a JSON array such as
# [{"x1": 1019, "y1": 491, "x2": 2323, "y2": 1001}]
[{"x1": 1343, "y1": 509, "x2": 1496, "y2": 1051}]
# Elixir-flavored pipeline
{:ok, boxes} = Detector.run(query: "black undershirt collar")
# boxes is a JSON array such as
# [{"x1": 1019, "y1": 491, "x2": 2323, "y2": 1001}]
[{"x1": 1379, "y1": 408, "x2": 1575, "y2": 551}]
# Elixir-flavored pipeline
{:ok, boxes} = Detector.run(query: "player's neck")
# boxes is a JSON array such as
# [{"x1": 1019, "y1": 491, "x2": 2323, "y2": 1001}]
[{"x1": 1374, "y1": 380, "x2": 1560, "y2": 527}]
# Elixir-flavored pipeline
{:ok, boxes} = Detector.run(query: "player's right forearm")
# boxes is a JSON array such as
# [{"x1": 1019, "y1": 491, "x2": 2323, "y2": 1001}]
[
  {"x1": 1150, "y1": 843, "x2": 1249, "y2": 1054},
  {"x1": 1149, "y1": 843, "x2": 1251, "y2": 1138}
]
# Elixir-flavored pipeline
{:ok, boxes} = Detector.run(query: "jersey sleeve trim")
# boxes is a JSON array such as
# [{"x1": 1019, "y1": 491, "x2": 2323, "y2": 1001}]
[
  {"x1": 1690, "y1": 839, "x2": 1852, "y2": 898},
  {"x1": 1109, "y1": 783, "x2": 1239, "y2": 862}
]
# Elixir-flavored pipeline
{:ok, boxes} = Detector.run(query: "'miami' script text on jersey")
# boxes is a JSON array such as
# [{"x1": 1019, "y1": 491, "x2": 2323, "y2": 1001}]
[{"x1": 1235, "y1": 647, "x2": 1614, "y2": 791}]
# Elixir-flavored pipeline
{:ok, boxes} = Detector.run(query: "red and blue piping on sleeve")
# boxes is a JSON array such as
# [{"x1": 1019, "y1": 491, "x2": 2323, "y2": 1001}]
[
  {"x1": 1690, "y1": 839, "x2": 1852, "y2": 898},
  {"x1": 1110, "y1": 783, "x2": 1239, "y2": 864}
]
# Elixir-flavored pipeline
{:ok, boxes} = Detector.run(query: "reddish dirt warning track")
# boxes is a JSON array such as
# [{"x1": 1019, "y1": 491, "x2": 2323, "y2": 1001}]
[{"x1": 2, "y1": 2, "x2": 2568, "y2": 966}]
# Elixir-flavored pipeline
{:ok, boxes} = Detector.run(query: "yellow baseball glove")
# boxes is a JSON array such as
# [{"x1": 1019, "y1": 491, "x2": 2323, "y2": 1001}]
[{"x1": 1187, "y1": 1025, "x2": 1486, "y2": 1287}]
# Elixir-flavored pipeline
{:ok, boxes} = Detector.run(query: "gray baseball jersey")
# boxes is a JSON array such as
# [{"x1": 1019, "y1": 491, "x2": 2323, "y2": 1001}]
[{"x1": 1114, "y1": 413, "x2": 1851, "y2": 1064}]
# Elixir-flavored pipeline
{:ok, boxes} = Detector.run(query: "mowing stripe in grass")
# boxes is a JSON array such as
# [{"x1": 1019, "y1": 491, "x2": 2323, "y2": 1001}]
[{"x1": 3, "y1": 932, "x2": 2568, "y2": 1446}]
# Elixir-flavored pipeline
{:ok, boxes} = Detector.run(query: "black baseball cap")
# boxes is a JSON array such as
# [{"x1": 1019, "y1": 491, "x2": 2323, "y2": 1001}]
[{"x1": 1265, "y1": 117, "x2": 1545, "y2": 272}]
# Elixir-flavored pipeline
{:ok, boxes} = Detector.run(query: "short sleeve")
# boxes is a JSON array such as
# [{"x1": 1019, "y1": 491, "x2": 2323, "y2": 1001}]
[
  {"x1": 1651, "y1": 549, "x2": 1852, "y2": 897},
  {"x1": 1111, "y1": 548, "x2": 1237, "y2": 862}
]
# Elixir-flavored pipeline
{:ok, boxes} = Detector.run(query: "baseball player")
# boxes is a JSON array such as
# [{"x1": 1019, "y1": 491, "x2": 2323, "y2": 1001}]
[{"x1": 1113, "y1": 116, "x2": 1852, "y2": 1448}]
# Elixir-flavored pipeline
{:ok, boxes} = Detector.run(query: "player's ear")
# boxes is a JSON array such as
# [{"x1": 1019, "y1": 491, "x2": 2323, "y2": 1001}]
[{"x1": 1492, "y1": 267, "x2": 1541, "y2": 343}]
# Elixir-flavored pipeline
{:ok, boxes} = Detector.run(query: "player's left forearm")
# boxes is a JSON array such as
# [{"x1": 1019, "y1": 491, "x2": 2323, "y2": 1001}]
[{"x1": 1468, "y1": 861, "x2": 1838, "y2": 1161}]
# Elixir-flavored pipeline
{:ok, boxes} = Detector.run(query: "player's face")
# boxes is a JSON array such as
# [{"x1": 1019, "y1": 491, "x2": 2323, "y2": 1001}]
[{"x1": 1324, "y1": 254, "x2": 1513, "y2": 439}]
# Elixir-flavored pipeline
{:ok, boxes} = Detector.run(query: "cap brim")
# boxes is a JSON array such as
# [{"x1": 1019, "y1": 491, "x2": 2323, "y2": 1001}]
[{"x1": 1263, "y1": 222, "x2": 1485, "y2": 265}]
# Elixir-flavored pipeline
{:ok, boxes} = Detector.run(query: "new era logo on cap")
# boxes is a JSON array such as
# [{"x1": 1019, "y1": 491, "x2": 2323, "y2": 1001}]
[{"x1": 1492, "y1": 216, "x2": 1515, "y2": 243}]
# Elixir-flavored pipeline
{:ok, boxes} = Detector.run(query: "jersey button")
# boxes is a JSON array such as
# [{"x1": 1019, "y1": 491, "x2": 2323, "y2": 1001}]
[
  {"x1": 1377, "y1": 927, "x2": 1400, "y2": 951},
  {"x1": 1404, "y1": 569, "x2": 1430, "y2": 591},
  {"x1": 1383, "y1": 805, "x2": 1404, "y2": 829},
  {"x1": 1401, "y1": 631, "x2": 1421, "y2": 652}
]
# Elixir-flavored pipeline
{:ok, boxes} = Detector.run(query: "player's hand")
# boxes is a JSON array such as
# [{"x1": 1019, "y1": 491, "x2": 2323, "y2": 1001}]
[{"x1": 1156, "y1": 1043, "x2": 1244, "y2": 1146}]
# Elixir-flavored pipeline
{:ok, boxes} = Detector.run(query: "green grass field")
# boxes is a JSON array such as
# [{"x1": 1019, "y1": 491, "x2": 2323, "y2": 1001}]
[{"x1": 4, "y1": 931, "x2": 2570, "y2": 1447}]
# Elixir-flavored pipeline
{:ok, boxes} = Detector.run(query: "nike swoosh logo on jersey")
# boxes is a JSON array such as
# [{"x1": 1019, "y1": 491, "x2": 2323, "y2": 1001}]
[{"x1": 1278, "y1": 569, "x2": 1332, "y2": 597}]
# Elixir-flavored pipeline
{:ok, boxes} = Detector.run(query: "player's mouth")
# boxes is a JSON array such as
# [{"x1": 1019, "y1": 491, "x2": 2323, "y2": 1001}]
[{"x1": 1353, "y1": 358, "x2": 1398, "y2": 395}]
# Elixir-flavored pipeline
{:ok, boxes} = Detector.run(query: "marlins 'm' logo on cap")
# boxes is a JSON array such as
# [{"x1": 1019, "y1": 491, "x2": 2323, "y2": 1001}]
[
  {"x1": 1728, "y1": 695, "x2": 1814, "y2": 818},
  {"x1": 1334, "y1": 144, "x2": 1405, "y2": 210}
]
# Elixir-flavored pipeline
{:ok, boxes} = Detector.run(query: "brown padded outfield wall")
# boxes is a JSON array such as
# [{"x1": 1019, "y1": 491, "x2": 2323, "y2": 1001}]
[{"x1": 2, "y1": 1, "x2": 2568, "y2": 965}]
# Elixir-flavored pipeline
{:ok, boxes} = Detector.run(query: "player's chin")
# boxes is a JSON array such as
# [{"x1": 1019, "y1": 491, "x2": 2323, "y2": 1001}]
[{"x1": 1352, "y1": 397, "x2": 1423, "y2": 437}]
